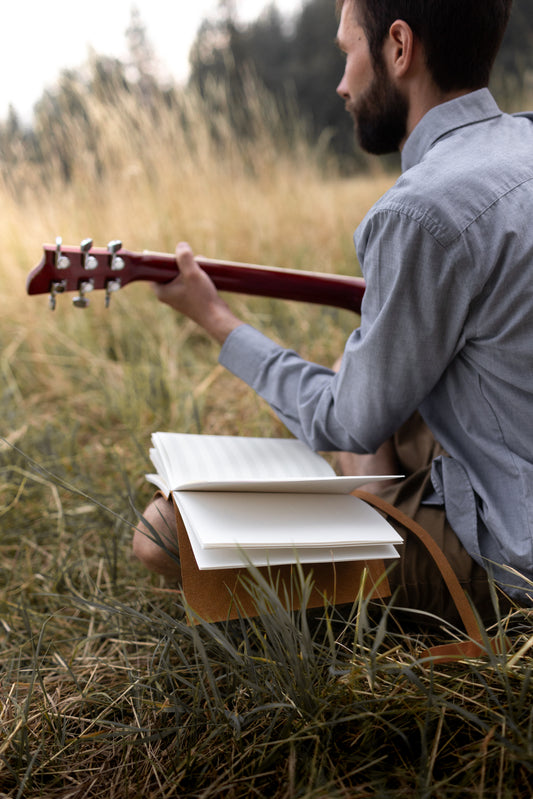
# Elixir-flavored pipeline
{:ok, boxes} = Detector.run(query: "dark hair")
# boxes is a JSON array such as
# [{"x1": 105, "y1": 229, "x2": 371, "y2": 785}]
[{"x1": 337, "y1": 0, "x2": 512, "y2": 91}]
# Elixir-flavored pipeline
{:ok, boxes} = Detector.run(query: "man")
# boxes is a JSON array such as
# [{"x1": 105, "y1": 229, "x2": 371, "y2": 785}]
[{"x1": 133, "y1": 0, "x2": 533, "y2": 623}]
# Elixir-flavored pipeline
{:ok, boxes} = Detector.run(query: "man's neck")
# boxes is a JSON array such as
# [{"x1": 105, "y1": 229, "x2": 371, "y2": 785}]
[{"x1": 400, "y1": 86, "x2": 473, "y2": 151}]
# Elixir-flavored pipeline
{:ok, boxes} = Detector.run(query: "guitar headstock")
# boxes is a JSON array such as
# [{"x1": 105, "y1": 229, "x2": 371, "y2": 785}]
[{"x1": 27, "y1": 237, "x2": 132, "y2": 309}]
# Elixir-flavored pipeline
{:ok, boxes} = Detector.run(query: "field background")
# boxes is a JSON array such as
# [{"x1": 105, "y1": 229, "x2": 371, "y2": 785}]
[{"x1": 1, "y1": 77, "x2": 533, "y2": 796}]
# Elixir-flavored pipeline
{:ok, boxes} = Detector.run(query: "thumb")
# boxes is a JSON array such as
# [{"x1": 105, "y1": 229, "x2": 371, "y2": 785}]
[{"x1": 175, "y1": 241, "x2": 196, "y2": 276}]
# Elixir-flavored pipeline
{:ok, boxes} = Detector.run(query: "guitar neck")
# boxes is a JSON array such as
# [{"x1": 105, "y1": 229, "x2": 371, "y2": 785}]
[
  {"x1": 129, "y1": 251, "x2": 364, "y2": 313},
  {"x1": 26, "y1": 243, "x2": 366, "y2": 314}
]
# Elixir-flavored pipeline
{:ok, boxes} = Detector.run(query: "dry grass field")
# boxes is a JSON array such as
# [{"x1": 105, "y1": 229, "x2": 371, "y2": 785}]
[{"x1": 1, "y1": 81, "x2": 532, "y2": 797}]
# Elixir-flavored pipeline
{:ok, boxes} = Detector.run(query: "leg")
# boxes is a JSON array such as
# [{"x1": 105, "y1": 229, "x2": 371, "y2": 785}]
[
  {"x1": 362, "y1": 414, "x2": 512, "y2": 625},
  {"x1": 379, "y1": 471, "x2": 512, "y2": 626},
  {"x1": 132, "y1": 495, "x2": 181, "y2": 586}
]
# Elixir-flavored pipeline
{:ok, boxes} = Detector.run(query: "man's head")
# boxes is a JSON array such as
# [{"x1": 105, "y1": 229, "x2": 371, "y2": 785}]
[
  {"x1": 337, "y1": 0, "x2": 512, "y2": 92},
  {"x1": 336, "y1": 0, "x2": 512, "y2": 154}
]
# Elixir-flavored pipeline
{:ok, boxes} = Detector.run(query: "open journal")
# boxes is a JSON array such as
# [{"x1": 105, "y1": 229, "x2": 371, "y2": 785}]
[{"x1": 146, "y1": 433, "x2": 403, "y2": 571}]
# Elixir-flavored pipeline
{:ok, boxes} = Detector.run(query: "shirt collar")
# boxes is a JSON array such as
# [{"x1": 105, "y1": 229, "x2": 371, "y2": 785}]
[{"x1": 401, "y1": 88, "x2": 502, "y2": 172}]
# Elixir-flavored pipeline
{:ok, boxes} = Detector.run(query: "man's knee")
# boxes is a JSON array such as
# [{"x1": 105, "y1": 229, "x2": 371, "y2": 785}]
[{"x1": 132, "y1": 496, "x2": 180, "y2": 576}]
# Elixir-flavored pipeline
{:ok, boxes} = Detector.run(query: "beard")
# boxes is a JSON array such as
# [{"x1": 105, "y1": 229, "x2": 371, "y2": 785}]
[{"x1": 348, "y1": 67, "x2": 408, "y2": 155}]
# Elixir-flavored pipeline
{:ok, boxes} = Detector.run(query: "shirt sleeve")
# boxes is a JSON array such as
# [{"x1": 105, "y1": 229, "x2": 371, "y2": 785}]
[
  {"x1": 219, "y1": 323, "x2": 366, "y2": 451},
  {"x1": 219, "y1": 208, "x2": 475, "y2": 454}
]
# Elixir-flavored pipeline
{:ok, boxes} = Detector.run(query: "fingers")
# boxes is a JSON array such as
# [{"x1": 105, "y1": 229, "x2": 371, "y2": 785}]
[
  {"x1": 152, "y1": 240, "x2": 213, "y2": 315},
  {"x1": 149, "y1": 240, "x2": 242, "y2": 342},
  {"x1": 152, "y1": 241, "x2": 194, "y2": 301}
]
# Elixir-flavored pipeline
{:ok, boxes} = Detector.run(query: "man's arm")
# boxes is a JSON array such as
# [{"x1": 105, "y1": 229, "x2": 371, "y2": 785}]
[
  {"x1": 152, "y1": 242, "x2": 366, "y2": 453},
  {"x1": 153, "y1": 242, "x2": 243, "y2": 345}
]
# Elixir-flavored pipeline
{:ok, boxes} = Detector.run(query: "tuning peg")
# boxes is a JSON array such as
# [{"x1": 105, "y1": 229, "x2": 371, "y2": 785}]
[
  {"x1": 80, "y1": 238, "x2": 98, "y2": 271},
  {"x1": 108, "y1": 240, "x2": 125, "y2": 272},
  {"x1": 105, "y1": 279, "x2": 121, "y2": 308},
  {"x1": 55, "y1": 236, "x2": 70, "y2": 270},
  {"x1": 72, "y1": 279, "x2": 94, "y2": 308},
  {"x1": 49, "y1": 280, "x2": 66, "y2": 310}
]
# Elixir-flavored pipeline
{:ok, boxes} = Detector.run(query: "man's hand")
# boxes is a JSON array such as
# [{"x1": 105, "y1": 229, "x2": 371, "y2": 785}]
[{"x1": 152, "y1": 242, "x2": 243, "y2": 345}]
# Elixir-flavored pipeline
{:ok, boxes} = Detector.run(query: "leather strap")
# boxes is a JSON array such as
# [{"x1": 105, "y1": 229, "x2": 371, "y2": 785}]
[{"x1": 354, "y1": 489, "x2": 502, "y2": 661}]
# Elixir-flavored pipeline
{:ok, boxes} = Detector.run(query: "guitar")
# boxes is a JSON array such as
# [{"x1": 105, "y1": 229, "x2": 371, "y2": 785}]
[{"x1": 26, "y1": 237, "x2": 366, "y2": 313}]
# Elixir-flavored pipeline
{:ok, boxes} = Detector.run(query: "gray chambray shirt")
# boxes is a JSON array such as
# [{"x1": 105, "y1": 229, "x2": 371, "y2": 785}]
[{"x1": 219, "y1": 89, "x2": 533, "y2": 602}]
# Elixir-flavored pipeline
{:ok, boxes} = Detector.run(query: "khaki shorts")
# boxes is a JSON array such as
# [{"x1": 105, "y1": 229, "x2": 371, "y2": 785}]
[{"x1": 373, "y1": 413, "x2": 511, "y2": 626}]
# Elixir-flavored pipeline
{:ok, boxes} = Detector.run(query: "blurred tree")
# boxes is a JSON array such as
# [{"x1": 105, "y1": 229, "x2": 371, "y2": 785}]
[
  {"x1": 1, "y1": 0, "x2": 532, "y2": 181},
  {"x1": 286, "y1": 0, "x2": 358, "y2": 162},
  {"x1": 2, "y1": 7, "x2": 176, "y2": 186},
  {"x1": 0, "y1": 105, "x2": 23, "y2": 163},
  {"x1": 491, "y1": 0, "x2": 533, "y2": 107},
  {"x1": 188, "y1": 0, "x2": 364, "y2": 167},
  {"x1": 188, "y1": 0, "x2": 533, "y2": 169},
  {"x1": 125, "y1": 5, "x2": 160, "y2": 100},
  {"x1": 32, "y1": 69, "x2": 96, "y2": 182}
]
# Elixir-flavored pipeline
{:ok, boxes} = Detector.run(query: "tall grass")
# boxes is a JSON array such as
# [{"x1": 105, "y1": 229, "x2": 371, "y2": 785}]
[{"x1": 1, "y1": 78, "x2": 532, "y2": 796}]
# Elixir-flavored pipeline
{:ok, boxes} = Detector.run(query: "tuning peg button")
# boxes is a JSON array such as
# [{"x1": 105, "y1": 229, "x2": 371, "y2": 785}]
[
  {"x1": 80, "y1": 238, "x2": 98, "y2": 270},
  {"x1": 49, "y1": 280, "x2": 67, "y2": 310},
  {"x1": 72, "y1": 279, "x2": 94, "y2": 308},
  {"x1": 105, "y1": 279, "x2": 121, "y2": 308},
  {"x1": 55, "y1": 236, "x2": 70, "y2": 270},
  {"x1": 108, "y1": 240, "x2": 125, "y2": 271}
]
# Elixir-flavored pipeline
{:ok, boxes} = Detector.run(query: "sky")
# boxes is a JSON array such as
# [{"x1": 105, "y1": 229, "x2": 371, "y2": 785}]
[{"x1": 0, "y1": 0, "x2": 302, "y2": 122}]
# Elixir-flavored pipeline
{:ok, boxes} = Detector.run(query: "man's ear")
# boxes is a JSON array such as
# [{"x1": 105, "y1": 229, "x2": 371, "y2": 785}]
[{"x1": 384, "y1": 19, "x2": 415, "y2": 78}]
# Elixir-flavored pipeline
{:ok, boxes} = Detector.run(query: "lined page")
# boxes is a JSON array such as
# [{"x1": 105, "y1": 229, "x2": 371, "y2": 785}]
[{"x1": 151, "y1": 433, "x2": 335, "y2": 489}]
